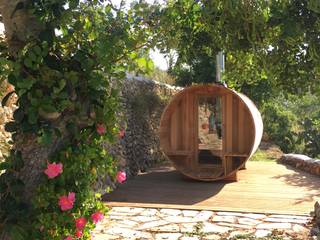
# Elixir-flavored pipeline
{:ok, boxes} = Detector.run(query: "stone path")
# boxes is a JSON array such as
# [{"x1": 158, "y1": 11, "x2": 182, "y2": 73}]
[{"x1": 92, "y1": 207, "x2": 314, "y2": 240}]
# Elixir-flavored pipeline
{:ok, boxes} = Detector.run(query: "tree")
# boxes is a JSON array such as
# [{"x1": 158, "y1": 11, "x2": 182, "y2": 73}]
[
  {"x1": 158, "y1": 0, "x2": 320, "y2": 103},
  {"x1": 0, "y1": 1, "x2": 156, "y2": 239}
]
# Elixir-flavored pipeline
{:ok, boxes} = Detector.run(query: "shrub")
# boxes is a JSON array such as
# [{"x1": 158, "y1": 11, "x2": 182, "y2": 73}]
[{"x1": 261, "y1": 100, "x2": 299, "y2": 153}]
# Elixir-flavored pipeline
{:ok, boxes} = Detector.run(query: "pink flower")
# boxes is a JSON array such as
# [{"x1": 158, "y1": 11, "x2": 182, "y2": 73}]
[
  {"x1": 91, "y1": 211, "x2": 104, "y2": 224},
  {"x1": 44, "y1": 162, "x2": 63, "y2": 179},
  {"x1": 118, "y1": 129, "x2": 125, "y2": 139},
  {"x1": 96, "y1": 123, "x2": 106, "y2": 135},
  {"x1": 75, "y1": 217, "x2": 87, "y2": 230},
  {"x1": 65, "y1": 236, "x2": 73, "y2": 240},
  {"x1": 75, "y1": 230, "x2": 83, "y2": 239},
  {"x1": 116, "y1": 171, "x2": 126, "y2": 183},
  {"x1": 58, "y1": 192, "x2": 75, "y2": 211}
]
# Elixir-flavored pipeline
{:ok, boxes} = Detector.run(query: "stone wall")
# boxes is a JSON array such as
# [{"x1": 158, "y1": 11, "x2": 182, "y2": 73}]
[
  {"x1": 312, "y1": 201, "x2": 320, "y2": 237},
  {"x1": 106, "y1": 75, "x2": 181, "y2": 179},
  {"x1": 0, "y1": 84, "x2": 17, "y2": 161},
  {"x1": 279, "y1": 154, "x2": 320, "y2": 176}
]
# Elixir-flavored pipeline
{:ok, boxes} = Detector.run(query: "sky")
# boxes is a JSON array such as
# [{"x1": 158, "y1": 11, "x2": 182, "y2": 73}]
[{"x1": 0, "y1": 0, "x2": 169, "y2": 70}]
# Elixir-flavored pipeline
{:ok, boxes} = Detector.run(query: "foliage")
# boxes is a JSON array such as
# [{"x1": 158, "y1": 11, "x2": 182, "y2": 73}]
[
  {"x1": 261, "y1": 94, "x2": 320, "y2": 155},
  {"x1": 299, "y1": 111, "x2": 320, "y2": 158},
  {"x1": 157, "y1": 0, "x2": 320, "y2": 105},
  {"x1": 261, "y1": 100, "x2": 299, "y2": 153},
  {"x1": 0, "y1": 0, "x2": 157, "y2": 239},
  {"x1": 155, "y1": 0, "x2": 320, "y2": 157},
  {"x1": 149, "y1": 67, "x2": 175, "y2": 85}
]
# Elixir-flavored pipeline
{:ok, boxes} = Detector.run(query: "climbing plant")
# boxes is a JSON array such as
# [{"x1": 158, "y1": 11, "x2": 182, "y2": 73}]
[{"x1": 0, "y1": 1, "x2": 157, "y2": 239}]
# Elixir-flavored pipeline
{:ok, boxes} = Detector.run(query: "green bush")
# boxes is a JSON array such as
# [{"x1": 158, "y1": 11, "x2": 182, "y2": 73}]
[
  {"x1": 261, "y1": 94, "x2": 320, "y2": 156},
  {"x1": 262, "y1": 101, "x2": 299, "y2": 153},
  {"x1": 299, "y1": 112, "x2": 320, "y2": 158}
]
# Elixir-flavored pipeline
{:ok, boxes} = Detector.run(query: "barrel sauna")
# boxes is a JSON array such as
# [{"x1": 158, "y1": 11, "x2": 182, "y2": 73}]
[{"x1": 159, "y1": 84, "x2": 263, "y2": 181}]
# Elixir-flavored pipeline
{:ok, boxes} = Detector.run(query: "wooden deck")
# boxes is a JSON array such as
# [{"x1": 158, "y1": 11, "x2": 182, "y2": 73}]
[{"x1": 103, "y1": 161, "x2": 320, "y2": 215}]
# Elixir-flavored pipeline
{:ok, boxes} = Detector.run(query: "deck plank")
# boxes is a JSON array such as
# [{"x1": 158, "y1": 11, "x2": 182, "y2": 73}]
[{"x1": 103, "y1": 161, "x2": 320, "y2": 215}]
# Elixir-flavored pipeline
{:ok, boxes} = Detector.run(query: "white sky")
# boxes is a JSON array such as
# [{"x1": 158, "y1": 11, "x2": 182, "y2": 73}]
[{"x1": 0, "y1": 1, "x2": 169, "y2": 70}]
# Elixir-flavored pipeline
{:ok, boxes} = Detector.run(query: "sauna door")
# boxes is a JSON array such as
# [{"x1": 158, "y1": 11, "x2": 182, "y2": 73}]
[{"x1": 196, "y1": 95, "x2": 224, "y2": 167}]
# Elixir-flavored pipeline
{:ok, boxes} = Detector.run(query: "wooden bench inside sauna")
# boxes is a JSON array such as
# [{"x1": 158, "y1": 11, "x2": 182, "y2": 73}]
[{"x1": 159, "y1": 84, "x2": 263, "y2": 181}]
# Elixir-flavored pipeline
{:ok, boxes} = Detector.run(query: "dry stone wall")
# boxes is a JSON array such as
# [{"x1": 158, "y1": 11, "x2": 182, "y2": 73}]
[
  {"x1": 279, "y1": 154, "x2": 320, "y2": 176},
  {"x1": 103, "y1": 76, "x2": 181, "y2": 185}
]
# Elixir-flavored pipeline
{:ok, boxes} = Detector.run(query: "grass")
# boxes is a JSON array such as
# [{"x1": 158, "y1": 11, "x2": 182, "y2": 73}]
[
  {"x1": 250, "y1": 142, "x2": 283, "y2": 162},
  {"x1": 250, "y1": 149, "x2": 277, "y2": 162}
]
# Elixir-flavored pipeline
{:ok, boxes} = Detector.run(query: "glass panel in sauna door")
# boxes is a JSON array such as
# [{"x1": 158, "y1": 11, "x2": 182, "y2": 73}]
[{"x1": 197, "y1": 96, "x2": 223, "y2": 165}]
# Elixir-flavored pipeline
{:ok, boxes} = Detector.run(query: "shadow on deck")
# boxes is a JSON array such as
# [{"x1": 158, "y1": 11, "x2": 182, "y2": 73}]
[{"x1": 103, "y1": 162, "x2": 320, "y2": 215}]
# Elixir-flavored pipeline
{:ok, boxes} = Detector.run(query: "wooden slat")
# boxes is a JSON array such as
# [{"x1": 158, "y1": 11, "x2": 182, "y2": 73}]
[
  {"x1": 232, "y1": 96, "x2": 239, "y2": 153},
  {"x1": 188, "y1": 93, "x2": 195, "y2": 168},
  {"x1": 225, "y1": 94, "x2": 233, "y2": 175},
  {"x1": 224, "y1": 153, "x2": 249, "y2": 157},
  {"x1": 170, "y1": 109, "x2": 177, "y2": 151},
  {"x1": 238, "y1": 101, "x2": 245, "y2": 154},
  {"x1": 167, "y1": 150, "x2": 191, "y2": 156},
  {"x1": 177, "y1": 100, "x2": 183, "y2": 150}
]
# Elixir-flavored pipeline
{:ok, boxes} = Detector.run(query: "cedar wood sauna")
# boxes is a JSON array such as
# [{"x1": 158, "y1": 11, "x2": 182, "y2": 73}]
[{"x1": 159, "y1": 84, "x2": 263, "y2": 181}]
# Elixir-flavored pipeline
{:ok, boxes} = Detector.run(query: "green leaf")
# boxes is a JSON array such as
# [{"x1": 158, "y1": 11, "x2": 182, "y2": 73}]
[
  {"x1": 23, "y1": 58, "x2": 32, "y2": 68},
  {"x1": 0, "y1": 162, "x2": 11, "y2": 170},
  {"x1": 13, "y1": 109, "x2": 24, "y2": 122},
  {"x1": 9, "y1": 225, "x2": 28, "y2": 240},
  {"x1": 16, "y1": 78, "x2": 35, "y2": 90},
  {"x1": 37, "y1": 130, "x2": 52, "y2": 145},
  {"x1": 33, "y1": 45, "x2": 42, "y2": 56},
  {"x1": 27, "y1": 108, "x2": 38, "y2": 124}
]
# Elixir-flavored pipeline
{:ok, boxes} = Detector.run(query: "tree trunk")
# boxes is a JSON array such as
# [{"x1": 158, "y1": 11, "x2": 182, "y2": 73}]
[
  {"x1": 0, "y1": 0, "x2": 43, "y2": 55},
  {"x1": 0, "y1": 2, "x2": 63, "y2": 240}
]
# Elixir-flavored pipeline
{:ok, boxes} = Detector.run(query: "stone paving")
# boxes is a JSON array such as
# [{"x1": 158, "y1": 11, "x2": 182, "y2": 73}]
[{"x1": 92, "y1": 207, "x2": 314, "y2": 240}]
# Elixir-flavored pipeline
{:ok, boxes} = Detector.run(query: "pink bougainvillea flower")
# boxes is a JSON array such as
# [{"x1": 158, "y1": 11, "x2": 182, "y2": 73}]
[
  {"x1": 91, "y1": 211, "x2": 104, "y2": 224},
  {"x1": 118, "y1": 129, "x2": 125, "y2": 139},
  {"x1": 58, "y1": 192, "x2": 75, "y2": 211},
  {"x1": 65, "y1": 236, "x2": 73, "y2": 240},
  {"x1": 75, "y1": 217, "x2": 87, "y2": 230},
  {"x1": 116, "y1": 171, "x2": 126, "y2": 183},
  {"x1": 75, "y1": 230, "x2": 83, "y2": 239},
  {"x1": 44, "y1": 162, "x2": 63, "y2": 179},
  {"x1": 96, "y1": 123, "x2": 106, "y2": 135}
]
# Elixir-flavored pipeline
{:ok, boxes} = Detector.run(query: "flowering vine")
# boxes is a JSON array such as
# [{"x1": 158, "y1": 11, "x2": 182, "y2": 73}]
[{"x1": 0, "y1": 0, "x2": 149, "y2": 239}]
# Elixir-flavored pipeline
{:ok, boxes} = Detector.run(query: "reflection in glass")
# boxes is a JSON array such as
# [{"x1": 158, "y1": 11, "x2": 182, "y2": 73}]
[{"x1": 198, "y1": 96, "x2": 222, "y2": 165}]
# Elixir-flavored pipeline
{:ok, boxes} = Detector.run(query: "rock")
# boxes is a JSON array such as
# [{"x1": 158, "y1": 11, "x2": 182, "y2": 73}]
[
  {"x1": 137, "y1": 220, "x2": 169, "y2": 230},
  {"x1": 264, "y1": 217, "x2": 308, "y2": 224},
  {"x1": 204, "y1": 234, "x2": 221, "y2": 240},
  {"x1": 279, "y1": 154, "x2": 320, "y2": 177},
  {"x1": 237, "y1": 217, "x2": 262, "y2": 226},
  {"x1": 202, "y1": 222, "x2": 231, "y2": 233},
  {"x1": 256, "y1": 222, "x2": 292, "y2": 229},
  {"x1": 315, "y1": 201, "x2": 320, "y2": 226},
  {"x1": 311, "y1": 227, "x2": 320, "y2": 236},
  {"x1": 154, "y1": 233, "x2": 182, "y2": 240},
  {"x1": 195, "y1": 211, "x2": 214, "y2": 221},
  {"x1": 180, "y1": 237, "x2": 199, "y2": 240},
  {"x1": 255, "y1": 229, "x2": 271, "y2": 238},
  {"x1": 211, "y1": 215, "x2": 237, "y2": 223},
  {"x1": 160, "y1": 209, "x2": 182, "y2": 216}
]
